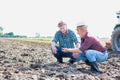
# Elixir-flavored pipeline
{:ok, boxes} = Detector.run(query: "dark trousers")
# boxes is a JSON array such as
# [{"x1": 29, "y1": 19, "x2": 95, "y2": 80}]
[{"x1": 51, "y1": 46, "x2": 76, "y2": 61}]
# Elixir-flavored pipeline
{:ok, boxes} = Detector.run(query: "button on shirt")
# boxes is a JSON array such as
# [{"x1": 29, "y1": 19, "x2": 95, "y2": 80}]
[
  {"x1": 53, "y1": 29, "x2": 79, "y2": 48},
  {"x1": 79, "y1": 33, "x2": 107, "y2": 52}
]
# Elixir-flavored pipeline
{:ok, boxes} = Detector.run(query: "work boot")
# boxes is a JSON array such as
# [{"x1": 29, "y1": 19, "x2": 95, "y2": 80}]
[
  {"x1": 85, "y1": 60, "x2": 90, "y2": 66},
  {"x1": 69, "y1": 59, "x2": 75, "y2": 64},
  {"x1": 85, "y1": 60, "x2": 94, "y2": 70},
  {"x1": 90, "y1": 62, "x2": 100, "y2": 76},
  {"x1": 57, "y1": 57, "x2": 63, "y2": 63}
]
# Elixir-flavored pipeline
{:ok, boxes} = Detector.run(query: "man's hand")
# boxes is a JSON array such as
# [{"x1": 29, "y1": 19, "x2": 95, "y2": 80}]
[
  {"x1": 52, "y1": 47, "x2": 57, "y2": 54},
  {"x1": 62, "y1": 48, "x2": 69, "y2": 52},
  {"x1": 73, "y1": 53, "x2": 78, "y2": 58},
  {"x1": 62, "y1": 48, "x2": 78, "y2": 58}
]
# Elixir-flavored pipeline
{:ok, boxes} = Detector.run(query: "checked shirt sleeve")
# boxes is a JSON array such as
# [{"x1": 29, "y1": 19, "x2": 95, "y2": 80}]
[
  {"x1": 52, "y1": 32, "x2": 59, "y2": 43},
  {"x1": 79, "y1": 37, "x2": 93, "y2": 52}
]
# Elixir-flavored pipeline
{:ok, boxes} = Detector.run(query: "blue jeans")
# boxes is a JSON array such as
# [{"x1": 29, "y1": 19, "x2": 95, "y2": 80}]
[
  {"x1": 76, "y1": 50, "x2": 108, "y2": 62},
  {"x1": 51, "y1": 46, "x2": 76, "y2": 61}
]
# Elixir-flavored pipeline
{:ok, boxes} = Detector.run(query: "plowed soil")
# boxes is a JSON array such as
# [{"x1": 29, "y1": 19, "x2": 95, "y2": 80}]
[{"x1": 0, "y1": 38, "x2": 120, "y2": 80}]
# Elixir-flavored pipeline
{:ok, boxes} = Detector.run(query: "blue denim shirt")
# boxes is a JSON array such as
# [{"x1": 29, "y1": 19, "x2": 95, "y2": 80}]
[{"x1": 52, "y1": 29, "x2": 79, "y2": 48}]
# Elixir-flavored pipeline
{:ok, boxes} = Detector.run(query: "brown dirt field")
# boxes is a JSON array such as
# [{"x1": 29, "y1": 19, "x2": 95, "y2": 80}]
[{"x1": 0, "y1": 38, "x2": 120, "y2": 80}]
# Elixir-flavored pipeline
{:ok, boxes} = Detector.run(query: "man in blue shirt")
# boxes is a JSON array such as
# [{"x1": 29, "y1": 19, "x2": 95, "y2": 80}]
[{"x1": 51, "y1": 21, "x2": 80, "y2": 63}]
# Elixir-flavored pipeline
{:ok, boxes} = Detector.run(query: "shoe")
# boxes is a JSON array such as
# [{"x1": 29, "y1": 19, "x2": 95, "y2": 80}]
[
  {"x1": 69, "y1": 59, "x2": 75, "y2": 64},
  {"x1": 90, "y1": 62, "x2": 100, "y2": 76},
  {"x1": 85, "y1": 60, "x2": 94, "y2": 70},
  {"x1": 85, "y1": 60, "x2": 90, "y2": 66},
  {"x1": 91, "y1": 70, "x2": 100, "y2": 76},
  {"x1": 57, "y1": 57, "x2": 63, "y2": 63}
]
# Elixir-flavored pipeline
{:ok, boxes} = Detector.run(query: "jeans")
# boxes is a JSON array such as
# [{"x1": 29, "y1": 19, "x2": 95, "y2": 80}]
[
  {"x1": 76, "y1": 50, "x2": 108, "y2": 62},
  {"x1": 51, "y1": 46, "x2": 76, "y2": 61}
]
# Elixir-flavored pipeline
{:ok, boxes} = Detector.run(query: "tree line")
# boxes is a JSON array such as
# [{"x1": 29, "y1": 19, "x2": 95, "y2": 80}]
[{"x1": 0, "y1": 26, "x2": 27, "y2": 38}]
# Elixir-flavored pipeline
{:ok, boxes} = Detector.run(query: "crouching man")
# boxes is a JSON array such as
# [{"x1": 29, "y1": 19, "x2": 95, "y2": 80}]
[
  {"x1": 51, "y1": 21, "x2": 80, "y2": 63},
  {"x1": 62, "y1": 24, "x2": 108, "y2": 76}
]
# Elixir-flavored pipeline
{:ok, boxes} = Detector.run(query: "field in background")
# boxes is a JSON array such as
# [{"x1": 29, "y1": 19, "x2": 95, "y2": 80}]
[
  {"x1": 9, "y1": 38, "x2": 52, "y2": 43},
  {"x1": 99, "y1": 38, "x2": 111, "y2": 47},
  {"x1": 8, "y1": 37, "x2": 110, "y2": 47}
]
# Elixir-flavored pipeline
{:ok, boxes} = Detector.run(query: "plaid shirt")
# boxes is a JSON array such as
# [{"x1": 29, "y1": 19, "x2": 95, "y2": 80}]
[
  {"x1": 52, "y1": 29, "x2": 79, "y2": 48},
  {"x1": 79, "y1": 32, "x2": 106, "y2": 52}
]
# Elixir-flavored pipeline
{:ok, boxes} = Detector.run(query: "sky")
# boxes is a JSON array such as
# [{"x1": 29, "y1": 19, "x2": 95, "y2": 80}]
[{"x1": 0, "y1": 0, "x2": 120, "y2": 38}]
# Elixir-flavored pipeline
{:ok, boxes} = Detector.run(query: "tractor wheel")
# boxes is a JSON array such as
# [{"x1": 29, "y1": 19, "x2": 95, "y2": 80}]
[{"x1": 111, "y1": 26, "x2": 120, "y2": 51}]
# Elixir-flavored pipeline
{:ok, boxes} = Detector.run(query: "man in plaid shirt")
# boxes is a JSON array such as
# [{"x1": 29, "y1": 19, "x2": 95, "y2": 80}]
[
  {"x1": 51, "y1": 21, "x2": 80, "y2": 63},
  {"x1": 62, "y1": 24, "x2": 108, "y2": 76}
]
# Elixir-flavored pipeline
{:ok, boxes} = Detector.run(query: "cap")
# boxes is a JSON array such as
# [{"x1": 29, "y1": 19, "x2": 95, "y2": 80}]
[
  {"x1": 77, "y1": 25, "x2": 86, "y2": 28},
  {"x1": 58, "y1": 21, "x2": 66, "y2": 27},
  {"x1": 76, "y1": 22, "x2": 87, "y2": 28}
]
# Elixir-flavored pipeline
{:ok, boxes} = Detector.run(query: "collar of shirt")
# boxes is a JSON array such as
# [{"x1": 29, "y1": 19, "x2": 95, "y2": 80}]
[{"x1": 60, "y1": 29, "x2": 69, "y2": 35}]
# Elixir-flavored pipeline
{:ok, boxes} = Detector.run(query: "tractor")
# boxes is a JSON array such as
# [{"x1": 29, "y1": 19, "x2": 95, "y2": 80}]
[{"x1": 111, "y1": 10, "x2": 120, "y2": 51}]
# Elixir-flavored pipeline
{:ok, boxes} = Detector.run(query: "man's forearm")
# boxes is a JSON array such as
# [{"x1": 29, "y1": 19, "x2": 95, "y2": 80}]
[
  {"x1": 51, "y1": 42, "x2": 56, "y2": 48},
  {"x1": 67, "y1": 48, "x2": 82, "y2": 53}
]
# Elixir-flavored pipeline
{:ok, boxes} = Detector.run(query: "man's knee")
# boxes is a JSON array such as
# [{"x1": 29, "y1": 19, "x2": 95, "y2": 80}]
[
  {"x1": 51, "y1": 46, "x2": 61, "y2": 54},
  {"x1": 55, "y1": 46, "x2": 62, "y2": 52},
  {"x1": 85, "y1": 50, "x2": 95, "y2": 57},
  {"x1": 85, "y1": 50, "x2": 96, "y2": 62}
]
